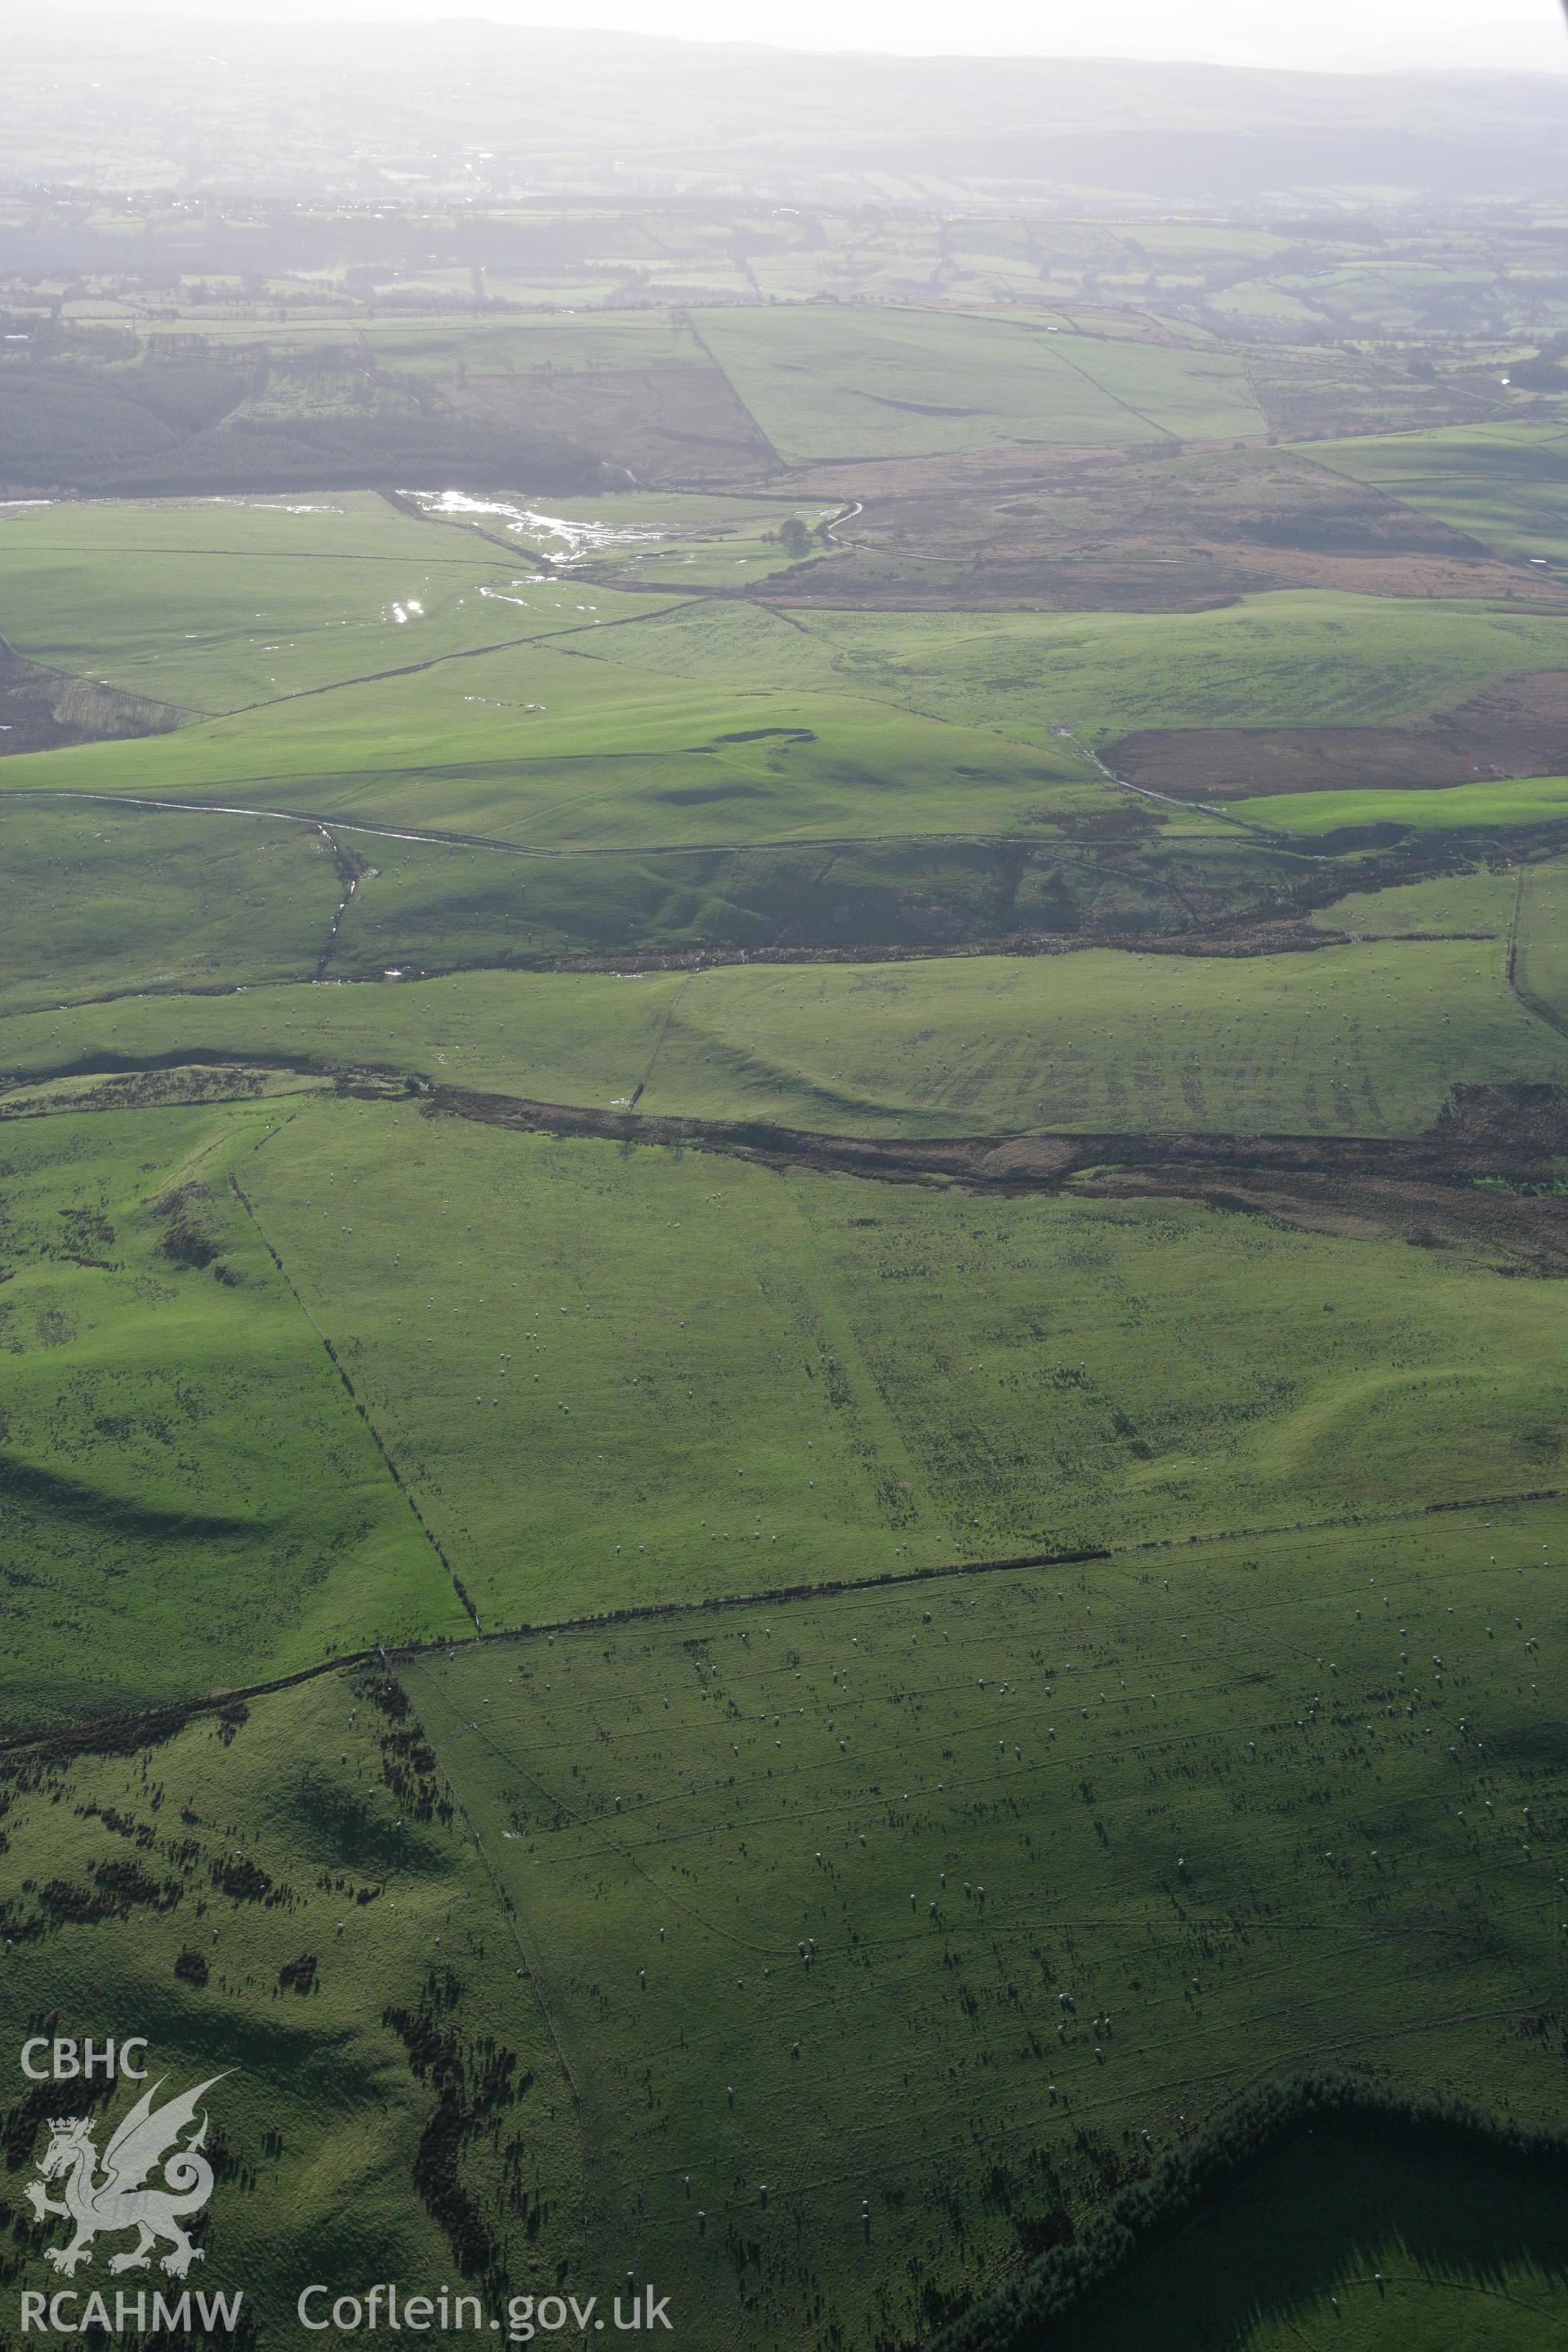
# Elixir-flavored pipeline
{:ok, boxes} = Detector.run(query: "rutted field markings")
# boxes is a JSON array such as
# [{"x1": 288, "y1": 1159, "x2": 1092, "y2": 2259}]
[
  {"x1": 2, "y1": 1477, "x2": 1559, "y2": 1756},
  {"x1": 229, "y1": 1160, "x2": 484, "y2": 1633}
]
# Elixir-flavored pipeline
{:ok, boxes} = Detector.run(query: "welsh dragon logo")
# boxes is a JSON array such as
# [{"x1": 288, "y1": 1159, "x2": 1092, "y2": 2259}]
[{"x1": 26, "y1": 2074, "x2": 230, "y2": 2278}]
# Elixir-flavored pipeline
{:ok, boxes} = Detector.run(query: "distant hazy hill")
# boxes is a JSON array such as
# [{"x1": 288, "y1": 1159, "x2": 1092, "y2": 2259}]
[{"x1": 10, "y1": 20, "x2": 1568, "y2": 208}]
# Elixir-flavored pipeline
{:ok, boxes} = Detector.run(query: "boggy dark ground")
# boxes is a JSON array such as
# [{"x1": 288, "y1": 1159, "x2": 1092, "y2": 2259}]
[
  {"x1": 1107, "y1": 669, "x2": 1568, "y2": 800},
  {"x1": 425, "y1": 1079, "x2": 1568, "y2": 1274}
]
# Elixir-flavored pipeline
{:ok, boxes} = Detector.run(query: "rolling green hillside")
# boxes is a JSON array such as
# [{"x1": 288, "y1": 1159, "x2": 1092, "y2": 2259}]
[{"x1": 4, "y1": 200, "x2": 1568, "y2": 2352}]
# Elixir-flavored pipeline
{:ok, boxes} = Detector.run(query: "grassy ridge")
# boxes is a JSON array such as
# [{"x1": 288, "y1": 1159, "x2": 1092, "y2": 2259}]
[
  {"x1": 943, "y1": 2094, "x2": 1568, "y2": 2352},
  {"x1": 778, "y1": 593, "x2": 1568, "y2": 742},
  {"x1": 313, "y1": 824, "x2": 1307, "y2": 968},
  {"x1": 0, "y1": 1102, "x2": 464, "y2": 1728},
  {"x1": 0, "y1": 791, "x2": 1440, "y2": 984},
  {"x1": 0, "y1": 644, "x2": 1098, "y2": 849},
  {"x1": 8, "y1": 930, "x2": 1564, "y2": 1139},
  {"x1": 574, "y1": 586, "x2": 1568, "y2": 746},
  {"x1": 0, "y1": 797, "x2": 343, "y2": 1015}
]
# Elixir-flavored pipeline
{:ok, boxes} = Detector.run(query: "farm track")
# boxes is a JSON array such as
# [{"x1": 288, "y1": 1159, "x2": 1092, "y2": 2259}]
[
  {"x1": 4, "y1": 783, "x2": 1225, "y2": 868},
  {"x1": 10, "y1": 779, "x2": 1535, "y2": 996},
  {"x1": 1053, "y1": 721, "x2": 1280, "y2": 837}
]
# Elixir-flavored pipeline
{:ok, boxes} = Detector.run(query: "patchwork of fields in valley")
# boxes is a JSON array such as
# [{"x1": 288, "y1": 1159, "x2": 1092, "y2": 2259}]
[{"x1": 2, "y1": 249, "x2": 1567, "y2": 2352}]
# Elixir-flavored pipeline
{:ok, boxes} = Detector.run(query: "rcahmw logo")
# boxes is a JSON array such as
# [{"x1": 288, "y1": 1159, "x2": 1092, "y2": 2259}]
[{"x1": 18, "y1": 2040, "x2": 243, "y2": 2335}]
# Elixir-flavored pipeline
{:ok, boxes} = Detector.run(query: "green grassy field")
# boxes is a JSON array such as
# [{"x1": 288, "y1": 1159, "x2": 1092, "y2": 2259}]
[
  {"x1": 397, "y1": 1494, "x2": 1568, "y2": 2350},
  {"x1": 1233, "y1": 774, "x2": 1568, "y2": 836},
  {"x1": 0, "y1": 488, "x2": 840, "y2": 711},
  {"x1": 572, "y1": 590, "x2": 1568, "y2": 760},
  {"x1": 223, "y1": 1098, "x2": 1568, "y2": 1630},
  {"x1": 771, "y1": 594, "x2": 1568, "y2": 743},
  {"x1": 4, "y1": 271, "x2": 1568, "y2": 2352},
  {"x1": 0, "y1": 641, "x2": 1101, "y2": 849},
  {"x1": 1291, "y1": 423, "x2": 1568, "y2": 564},
  {"x1": 7, "y1": 929, "x2": 1563, "y2": 1139},
  {"x1": 0, "y1": 493, "x2": 682, "y2": 712},
  {"x1": 691, "y1": 306, "x2": 1264, "y2": 461},
  {"x1": 0, "y1": 796, "x2": 343, "y2": 1014},
  {"x1": 1310, "y1": 864, "x2": 1521, "y2": 938},
  {"x1": 1512, "y1": 863, "x2": 1568, "y2": 1032},
  {"x1": 0, "y1": 1100, "x2": 463, "y2": 1728},
  {"x1": 564, "y1": 596, "x2": 847, "y2": 692}
]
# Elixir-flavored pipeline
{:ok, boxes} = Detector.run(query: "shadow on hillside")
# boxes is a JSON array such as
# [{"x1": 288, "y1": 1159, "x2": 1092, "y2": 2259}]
[{"x1": 1048, "y1": 2126, "x2": 1568, "y2": 2352}]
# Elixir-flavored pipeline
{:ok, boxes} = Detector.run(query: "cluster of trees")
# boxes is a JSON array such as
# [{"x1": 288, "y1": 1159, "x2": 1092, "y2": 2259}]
[
  {"x1": 1512, "y1": 333, "x2": 1568, "y2": 389},
  {"x1": 773, "y1": 513, "x2": 835, "y2": 559}
]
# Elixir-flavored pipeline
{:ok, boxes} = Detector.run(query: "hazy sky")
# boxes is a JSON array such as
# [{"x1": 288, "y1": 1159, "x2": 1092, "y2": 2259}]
[{"x1": 70, "y1": 0, "x2": 1568, "y2": 71}]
